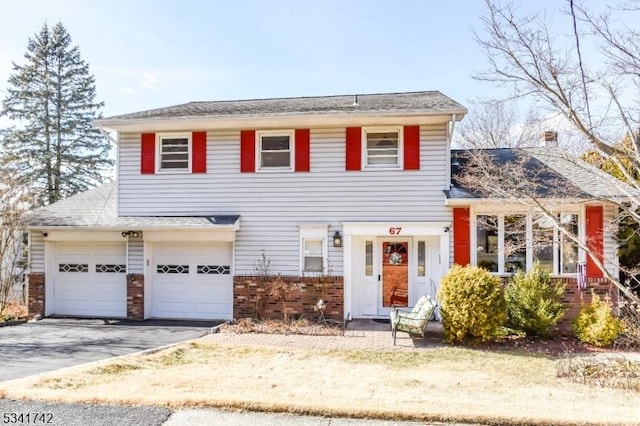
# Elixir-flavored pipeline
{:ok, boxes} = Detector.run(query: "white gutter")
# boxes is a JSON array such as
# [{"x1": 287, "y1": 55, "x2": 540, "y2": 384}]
[
  {"x1": 446, "y1": 114, "x2": 457, "y2": 191},
  {"x1": 443, "y1": 197, "x2": 611, "y2": 207},
  {"x1": 26, "y1": 223, "x2": 240, "y2": 232},
  {"x1": 97, "y1": 124, "x2": 118, "y2": 145},
  {"x1": 93, "y1": 110, "x2": 468, "y2": 133}
]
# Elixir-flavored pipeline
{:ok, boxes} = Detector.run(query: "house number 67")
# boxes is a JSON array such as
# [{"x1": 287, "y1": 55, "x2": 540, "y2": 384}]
[{"x1": 389, "y1": 227, "x2": 402, "y2": 235}]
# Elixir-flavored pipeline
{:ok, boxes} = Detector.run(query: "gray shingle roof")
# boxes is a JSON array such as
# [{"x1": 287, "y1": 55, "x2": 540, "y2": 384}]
[
  {"x1": 99, "y1": 91, "x2": 467, "y2": 122},
  {"x1": 447, "y1": 148, "x2": 632, "y2": 200},
  {"x1": 27, "y1": 181, "x2": 240, "y2": 229}
]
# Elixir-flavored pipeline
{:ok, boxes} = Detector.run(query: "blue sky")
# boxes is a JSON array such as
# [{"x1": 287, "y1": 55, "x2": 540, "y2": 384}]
[{"x1": 0, "y1": 0, "x2": 570, "y2": 118}]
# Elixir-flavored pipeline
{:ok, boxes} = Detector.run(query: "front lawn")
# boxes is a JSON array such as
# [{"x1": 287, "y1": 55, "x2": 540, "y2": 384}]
[{"x1": 1, "y1": 340, "x2": 639, "y2": 425}]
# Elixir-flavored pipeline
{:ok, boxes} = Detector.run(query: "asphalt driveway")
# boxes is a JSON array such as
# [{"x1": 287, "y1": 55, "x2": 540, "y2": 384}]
[{"x1": 0, "y1": 318, "x2": 218, "y2": 382}]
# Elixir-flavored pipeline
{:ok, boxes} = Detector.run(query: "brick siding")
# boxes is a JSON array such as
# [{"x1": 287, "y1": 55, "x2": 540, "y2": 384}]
[
  {"x1": 126, "y1": 274, "x2": 145, "y2": 320},
  {"x1": 498, "y1": 276, "x2": 618, "y2": 334},
  {"x1": 234, "y1": 275, "x2": 344, "y2": 321},
  {"x1": 27, "y1": 273, "x2": 45, "y2": 319},
  {"x1": 557, "y1": 277, "x2": 617, "y2": 332}
]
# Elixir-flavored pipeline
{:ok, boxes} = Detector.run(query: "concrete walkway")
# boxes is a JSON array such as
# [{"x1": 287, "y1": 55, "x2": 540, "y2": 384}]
[{"x1": 206, "y1": 319, "x2": 446, "y2": 351}]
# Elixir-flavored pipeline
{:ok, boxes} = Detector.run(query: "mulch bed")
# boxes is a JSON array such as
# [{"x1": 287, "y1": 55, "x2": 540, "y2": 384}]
[
  {"x1": 0, "y1": 303, "x2": 28, "y2": 327},
  {"x1": 221, "y1": 317, "x2": 344, "y2": 336},
  {"x1": 484, "y1": 334, "x2": 639, "y2": 357}
]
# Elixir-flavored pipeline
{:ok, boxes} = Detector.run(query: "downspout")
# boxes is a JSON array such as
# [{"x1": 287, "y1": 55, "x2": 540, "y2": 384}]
[
  {"x1": 446, "y1": 114, "x2": 457, "y2": 190},
  {"x1": 97, "y1": 124, "x2": 120, "y2": 220}
]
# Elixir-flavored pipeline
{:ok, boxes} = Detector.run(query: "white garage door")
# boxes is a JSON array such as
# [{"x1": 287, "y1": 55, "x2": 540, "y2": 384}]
[
  {"x1": 53, "y1": 242, "x2": 127, "y2": 317},
  {"x1": 151, "y1": 242, "x2": 233, "y2": 320}
]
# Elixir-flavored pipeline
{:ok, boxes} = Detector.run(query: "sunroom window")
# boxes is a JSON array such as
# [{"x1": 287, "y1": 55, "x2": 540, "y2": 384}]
[
  {"x1": 476, "y1": 215, "x2": 499, "y2": 272},
  {"x1": 475, "y1": 212, "x2": 580, "y2": 275},
  {"x1": 559, "y1": 214, "x2": 579, "y2": 273},
  {"x1": 532, "y1": 216, "x2": 554, "y2": 273},
  {"x1": 504, "y1": 215, "x2": 526, "y2": 273}
]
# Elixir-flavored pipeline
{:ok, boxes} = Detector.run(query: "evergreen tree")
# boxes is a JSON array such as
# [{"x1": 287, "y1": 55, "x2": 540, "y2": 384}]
[{"x1": 1, "y1": 22, "x2": 113, "y2": 206}]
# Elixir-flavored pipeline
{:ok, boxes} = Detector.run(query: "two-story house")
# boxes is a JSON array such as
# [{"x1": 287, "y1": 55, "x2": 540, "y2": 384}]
[{"x1": 25, "y1": 91, "x2": 622, "y2": 323}]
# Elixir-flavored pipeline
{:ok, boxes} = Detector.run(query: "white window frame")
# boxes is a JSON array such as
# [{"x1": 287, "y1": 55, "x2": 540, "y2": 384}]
[
  {"x1": 471, "y1": 209, "x2": 582, "y2": 276},
  {"x1": 256, "y1": 130, "x2": 295, "y2": 172},
  {"x1": 156, "y1": 133, "x2": 192, "y2": 173},
  {"x1": 362, "y1": 126, "x2": 403, "y2": 170},
  {"x1": 299, "y1": 224, "x2": 328, "y2": 275}
]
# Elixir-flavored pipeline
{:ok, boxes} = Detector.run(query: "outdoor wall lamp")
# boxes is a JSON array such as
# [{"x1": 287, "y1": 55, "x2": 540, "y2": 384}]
[
  {"x1": 121, "y1": 231, "x2": 139, "y2": 238},
  {"x1": 333, "y1": 231, "x2": 342, "y2": 247}
]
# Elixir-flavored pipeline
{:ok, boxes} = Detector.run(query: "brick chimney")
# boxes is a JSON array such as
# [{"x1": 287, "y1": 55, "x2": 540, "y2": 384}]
[{"x1": 543, "y1": 130, "x2": 558, "y2": 147}]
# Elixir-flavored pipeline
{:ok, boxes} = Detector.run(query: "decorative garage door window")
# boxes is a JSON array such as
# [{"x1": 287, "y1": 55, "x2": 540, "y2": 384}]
[
  {"x1": 59, "y1": 263, "x2": 88, "y2": 272},
  {"x1": 197, "y1": 265, "x2": 230, "y2": 275},
  {"x1": 157, "y1": 264, "x2": 189, "y2": 274},
  {"x1": 96, "y1": 264, "x2": 126, "y2": 273}
]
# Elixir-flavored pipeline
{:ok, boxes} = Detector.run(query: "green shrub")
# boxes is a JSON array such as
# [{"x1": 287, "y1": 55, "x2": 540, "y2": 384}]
[
  {"x1": 573, "y1": 292, "x2": 624, "y2": 347},
  {"x1": 505, "y1": 264, "x2": 566, "y2": 338},
  {"x1": 438, "y1": 265, "x2": 506, "y2": 343}
]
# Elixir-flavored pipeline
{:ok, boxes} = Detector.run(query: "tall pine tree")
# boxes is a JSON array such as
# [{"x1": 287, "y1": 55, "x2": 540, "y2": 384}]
[{"x1": 1, "y1": 22, "x2": 113, "y2": 206}]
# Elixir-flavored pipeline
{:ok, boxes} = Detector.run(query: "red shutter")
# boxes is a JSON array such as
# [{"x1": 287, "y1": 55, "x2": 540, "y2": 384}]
[
  {"x1": 240, "y1": 130, "x2": 256, "y2": 173},
  {"x1": 295, "y1": 128, "x2": 310, "y2": 172},
  {"x1": 586, "y1": 205, "x2": 604, "y2": 278},
  {"x1": 192, "y1": 131, "x2": 207, "y2": 173},
  {"x1": 453, "y1": 207, "x2": 471, "y2": 266},
  {"x1": 403, "y1": 125, "x2": 420, "y2": 170},
  {"x1": 345, "y1": 127, "x2": 361, "y2": 171},
  {"x1": 141, "y1": 133, "x2": 155, "y2": 174}
]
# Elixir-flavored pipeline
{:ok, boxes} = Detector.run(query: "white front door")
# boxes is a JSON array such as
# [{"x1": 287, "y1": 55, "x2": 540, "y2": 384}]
[{"x1": 352, "y1": 235, "x2": 444, "y2": 318}]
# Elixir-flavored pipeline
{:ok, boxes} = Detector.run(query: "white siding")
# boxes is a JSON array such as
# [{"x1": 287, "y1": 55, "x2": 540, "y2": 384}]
[
  {"x1": 327, "y1": 224, "x2": 343, "y2": 275},
  {"x1": 30, "y1": 230, "x2": 45, "y2": 273},
  {"x1": 128, "y1": 234, "x2": 144, "y2": 274},
  {"x1": 118, "y1": 126, "x2": 451, "y2": 275}
]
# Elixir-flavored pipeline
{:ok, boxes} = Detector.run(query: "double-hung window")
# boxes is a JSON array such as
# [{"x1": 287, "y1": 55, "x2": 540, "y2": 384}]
[
  {"x1": 258, "y1": 131, "x2": 293, "y2": 171},
  {"x1": 363, "y1": 128, "x2": 402, "y2": 169},
  {"x1": 299, "y1": 225, "x2": 328, "y2": 274},
  {"x1": 303, "y1": 240, "x2": 324, "y2": 272},
  {"x1": 158, "y1": 134, "x2": 190, "y2": 172}
]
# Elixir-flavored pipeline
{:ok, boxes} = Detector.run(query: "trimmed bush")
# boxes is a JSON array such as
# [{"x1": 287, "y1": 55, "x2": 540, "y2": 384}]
[
  {"x1": 438, "y1": 265, "x2": 506, "y2": 343},
  {"x1": 505, "y1": 264, "x2": 566, "y2": 338},
  {"x1": 573, "y1": 292, "x2": 624, "y2": 347}
]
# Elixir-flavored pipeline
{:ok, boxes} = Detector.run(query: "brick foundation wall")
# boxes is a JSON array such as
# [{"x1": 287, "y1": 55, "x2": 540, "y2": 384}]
[
  {"x1": 498, "y1": 276, "x2": 618, "y2": 334},
  {"x1": 233, "y1": 275, "x2": 344, "y2": 321},
  {"x1": 27, "y1": 273, "x2": 45, "y2": 319},
  {"x1": 126, "y1": 274, "x2": 145, "y2": 320},
  {"x1": 557, "y1": 277, "x2": 617, "y2": 332}
]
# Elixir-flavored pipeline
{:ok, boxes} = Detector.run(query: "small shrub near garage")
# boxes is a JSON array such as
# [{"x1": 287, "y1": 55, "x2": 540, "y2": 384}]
[
  {"x1": 505, "y1": 263, "x2": 565, "y2": 338},
  {"x1": 438, "y1": 264, "x2": 506, "y2": 344},
  {"x1": 573, "y1": 292, "x2": 624, "y2": 347}
]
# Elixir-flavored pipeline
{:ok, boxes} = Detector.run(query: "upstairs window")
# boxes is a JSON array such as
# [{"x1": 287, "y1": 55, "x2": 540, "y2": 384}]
[
  {"x1": 258, "y1": 131, "x2": 293, "y2": 171},
  {"x1": 364, "y1": 128, "x2": 401, "y2": 169},
  {"x1": 158, "y1": 134, "x2": 190, "y2": 171}
]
